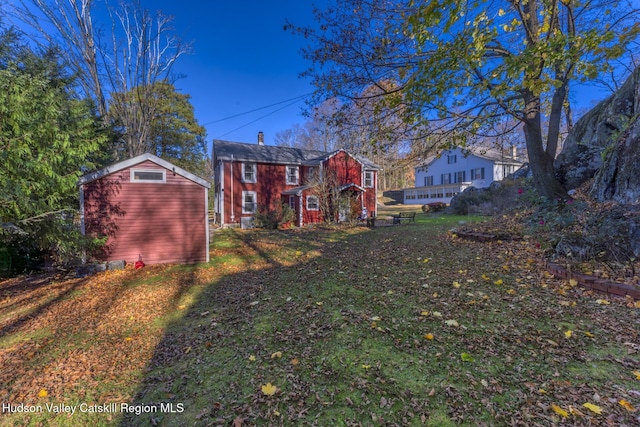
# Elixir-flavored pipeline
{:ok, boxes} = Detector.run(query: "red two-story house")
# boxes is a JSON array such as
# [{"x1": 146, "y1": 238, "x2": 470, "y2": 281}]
[{"x1": 212, "y1": 134, "x2": 380, "y2": 228}]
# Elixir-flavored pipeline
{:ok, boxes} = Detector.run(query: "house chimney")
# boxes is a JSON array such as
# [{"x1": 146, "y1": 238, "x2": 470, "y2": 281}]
[{"x1": 258, "y1": 131, "x2": 264, "y2": 145}]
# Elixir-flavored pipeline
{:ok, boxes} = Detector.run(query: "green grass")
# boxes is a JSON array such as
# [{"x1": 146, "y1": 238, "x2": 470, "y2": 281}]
[{"x1": 2, "y1": 213, "x2": 639, "y2": 426}]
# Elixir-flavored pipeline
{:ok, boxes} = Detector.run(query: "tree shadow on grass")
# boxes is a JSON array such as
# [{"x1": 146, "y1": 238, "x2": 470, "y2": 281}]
[
  {"x1": 0, "y1": 263, "x2": 200, "y2": 410},
  {"x1": 119, "y1": 227, "x2": 374, "y2": 426}
]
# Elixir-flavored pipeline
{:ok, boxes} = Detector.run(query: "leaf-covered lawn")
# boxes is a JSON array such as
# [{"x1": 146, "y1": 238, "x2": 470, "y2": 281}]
[{"x1": 1, "y1": 214, "x2": 639, "y2": 426}]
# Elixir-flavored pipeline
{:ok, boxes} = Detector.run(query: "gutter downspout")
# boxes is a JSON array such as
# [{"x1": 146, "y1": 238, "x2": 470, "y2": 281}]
[{"x1": 230, "y1": 155, "x2": 235, "y2": 223}]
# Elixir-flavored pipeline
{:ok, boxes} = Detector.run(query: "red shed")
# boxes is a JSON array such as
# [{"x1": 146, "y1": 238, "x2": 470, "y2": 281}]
[{"x1": 79, "y1": 153, "x2": 211, "y2": 265}]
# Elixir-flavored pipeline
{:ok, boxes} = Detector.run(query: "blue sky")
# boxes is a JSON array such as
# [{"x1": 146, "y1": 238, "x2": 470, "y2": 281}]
[
  {"x1": 138, "y1": 1, "x2": 322, "y2": 149},
  {"x1": 6, "y1": 0, "x2": 634, "y2": 152}
]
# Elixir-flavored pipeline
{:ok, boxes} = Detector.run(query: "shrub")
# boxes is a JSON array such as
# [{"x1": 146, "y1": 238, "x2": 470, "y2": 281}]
[
  {"x1": 253, "y1": 203, "x2": 295, "y2": 230},
  {"x1": 422, "y1": 202, "x2": 447, "y2": 213}
]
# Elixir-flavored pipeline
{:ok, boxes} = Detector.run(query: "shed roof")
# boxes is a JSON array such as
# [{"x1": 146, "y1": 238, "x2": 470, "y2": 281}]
[{"x1": 78, "y1": 153, "x2": 211, "y2": 188}]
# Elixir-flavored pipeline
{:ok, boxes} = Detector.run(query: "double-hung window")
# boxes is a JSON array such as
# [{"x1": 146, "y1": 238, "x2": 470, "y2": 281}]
[
  {"x1": 424, "y1": 176, "x2": 434, "y2": 186},
  {"x1": 441, "y1": 173, "x2": 451, "y2": 185},
  {"x1": 242, "y1": 162, "x2": 256, "y2": 183},
  {"x1": 447, "y1": 154, "x2": 457, "y2": 164},
  {"x1": 363, "y1": 170, "x2": 374, "y2": 188},
  {"x1": 306, "y1": 195, "x2": 319, "y2": 211},
  {"x1": 455, "y1": 171, "x2": 466, "y2": 183},
  {"x1": 242, "y1": 191, "x2": 257, "y2": 214},
  {"x1": 470, "y1": 167, "x2": 485, "y2": 180},
  {"x1": 306, "y1": 167, "x2": 317, "y2": 183},
  {"x1": 286, "y1": 166, "x2": 299, "y2": 185}
]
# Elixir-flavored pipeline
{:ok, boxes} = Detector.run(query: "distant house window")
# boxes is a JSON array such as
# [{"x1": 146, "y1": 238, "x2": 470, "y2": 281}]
[
  {"x1": 441, "y1": 173, "x2": 451, "y2": 185},
  {"x1": 364, "y1": 170, "x2": 374, "y2": 188},
  {"x1": 424, "y1": 176, "x2": 434, "y2": 186},
  {"x1": 471, "y1": 167, "x2": 485, "y2": 180},
  {"x1": 130, "y1": 169, "x2": 166, "y2": 183},
  {"x1": 447, "y1": 154, "x2": 457, "y2": 164},
  {"x1": 306, "y1": 195, "x2": 319, "y2": 211},
  {"x1": 286, "y1": 166, "x2": 299, "y2": 185},
  {"x1": 242, "y1": 191, "x2": 257, "y2": 214},
  {"x1": 455, "y1": 171, "x2": 466, "y2": 183},
  {"x1": 288, "y1": 195, "x2": 296, "y2": 210},
  {"x1": 242, "y1": 162, "x2": 256, "y2": 183}
]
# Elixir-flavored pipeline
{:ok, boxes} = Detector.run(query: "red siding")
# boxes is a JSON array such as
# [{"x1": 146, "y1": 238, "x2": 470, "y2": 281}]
[
  {"x1": 220, "y1": 150, "x2": 377, "y2": 226},
  {"x1": 223, "y1": 161, "x2": 305, "y2": 225},
  {"x1": 325, "y1": 151, "x2": 362, "y2": 186},
  {"x1": 83, "y1": 160, "x2": 207, "y2": 265}
]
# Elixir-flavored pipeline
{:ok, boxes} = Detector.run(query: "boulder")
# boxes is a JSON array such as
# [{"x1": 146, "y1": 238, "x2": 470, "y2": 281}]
[{"x1": 555, "y1": 65, "x2": 640, "y2": 204}]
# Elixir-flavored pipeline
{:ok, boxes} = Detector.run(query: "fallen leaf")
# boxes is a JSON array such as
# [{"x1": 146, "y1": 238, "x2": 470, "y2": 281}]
[
  {"x1": 633, "y1": 370, "x2": 640, "y2": 380},
  {"x1": 584, "y1": 331, "x2": 594, "y2": 338},
  {"x1": 420, "y1": 311, "x2": 429, "y2": 316},
  {"x1": 291, "y1": 358, "x2": 300, "y2": 366},
  {"x1": 481, "y1": 274, "x2": 490, "y2": 281},
  {"x1": 551, "y1": 404, "x2": 569, "y2": 418},
  {"x1": 424, "y1": 333, "x2": 434, "y2": 340},
  {"x1": 452, "y1": 281, "x2": 461, "y2": 288},
  {"x1": 380, "y1": 396, "x2": 388, "y2": 408},
  {"x1": 38, "y1": 389, "x2": 48, "y2": 398},
  {"x1": 445, "y1": 319, "x2": 459, "y2": 327},
  {"x1": 248, "y1": 355, "x2": 256, "y2": 361},
  {"x1": 271, "y1": 351, "x2": 282, "y2": 359},
  {"x1": 619, "y1": 399, "x2": 636, "y2": 412},
  {"x1": 460, "y1": 353, "x2": 473, "y2": 362},
  {"x1": 569, "y1": 279, "x2": 578, "y2": 287},
  {"x1": 362, "y1": 364, "x2": 371, "y2": 370},
  {"x1": 493, "y1": 279, "x2": 504, "y2": 285},
  {"x1": 371, "y1": 316, "x2": 381, "y2": 321},
  {"x1": 261, "y1": 383, "x2": 278, "y2": 396},
  {"x1": 582, "y1": 402, "x2": 602, "y2": 414},
  {"x1": 595, "y1": 299, "x2": 610, "y2": 305},
  {"x1": 564, "y1": 330, "x2": 573, "y2": 338},
  {"x1": 506, "y1": 289, "x2": 516, "y2": 295},
  {"x1": 432, "y1": 311, "x2": 443, "y2": 318}
]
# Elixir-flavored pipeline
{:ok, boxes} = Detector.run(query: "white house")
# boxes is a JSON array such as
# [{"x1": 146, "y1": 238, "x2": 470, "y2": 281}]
[{"x1": 404, "y1": 147, "x2": 524, "y2": 204}]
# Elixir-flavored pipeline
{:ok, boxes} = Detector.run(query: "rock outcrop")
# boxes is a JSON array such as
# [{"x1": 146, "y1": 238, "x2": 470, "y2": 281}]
[{"x1": 555, "y1": 65, "x2": 640, "y2": 204}]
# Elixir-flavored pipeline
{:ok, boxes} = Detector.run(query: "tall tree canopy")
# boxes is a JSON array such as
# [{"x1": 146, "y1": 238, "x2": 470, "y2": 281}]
[
  {"x1": 12, "y1": 0, "x2": 203, "y2": 164},
  {"x1": 291, "y1": 0, "x2": 639, "y2": 199},
  {"x1": 112, "y1": 81, "x2": 208, "y2": 175},
  {"x1": 0, "y1": 29, "x2": 107, "y2": 260}
]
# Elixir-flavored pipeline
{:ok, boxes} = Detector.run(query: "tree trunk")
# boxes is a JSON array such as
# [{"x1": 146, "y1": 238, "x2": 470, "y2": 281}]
[{"x1": 522, "y1": 93, "x2": 569, "y2": 200}]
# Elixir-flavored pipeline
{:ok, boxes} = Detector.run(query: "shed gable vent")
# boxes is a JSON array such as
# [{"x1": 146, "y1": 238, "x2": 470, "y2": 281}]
[{"x1": 131, "y1": 169, "x2": 166, "y2": 183}]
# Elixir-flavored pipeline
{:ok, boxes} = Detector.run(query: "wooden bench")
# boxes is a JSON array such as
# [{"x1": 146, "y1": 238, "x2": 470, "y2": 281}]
[{"x1": 392, "y1": 212, "x2": 416, "y2": 224}]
